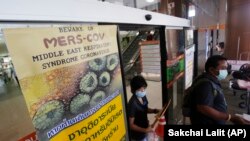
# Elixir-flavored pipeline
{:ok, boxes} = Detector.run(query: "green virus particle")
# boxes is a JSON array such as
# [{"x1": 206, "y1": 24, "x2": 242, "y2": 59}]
[
  {"x1": 106, "y1": 54, "x2": 119, "y2": 71},
  {"x1": 80, "y1": 72, "x2": 98, "y2": 93},
  {"x1": 70, "y1": 94, "x2": 90, "y2": 114},
  {"x1": 90, "y1": 91, "x2": 106, "y2": 107},
  {"x1": 88, "y1": 57, "x2": 106, "y2": 71},
  {"x1": 32, "y1": 100, "x2": 64, "y2": 130},
  {"x1": 99, "y1": 71, "x2": 111, "y2": 87}
]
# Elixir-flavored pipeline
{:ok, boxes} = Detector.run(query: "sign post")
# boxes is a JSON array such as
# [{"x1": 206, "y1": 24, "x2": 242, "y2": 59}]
[
  {"x1": 185, "y1": 45, "x2": 195, "y2": 89},
  {"x1": 4, "y1": 25, "x2": 128, "y2": 141}
]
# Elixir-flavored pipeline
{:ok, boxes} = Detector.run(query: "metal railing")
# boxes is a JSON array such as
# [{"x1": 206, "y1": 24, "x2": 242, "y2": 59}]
[
  {"x1": 124, "y1": 49, "x2": 140, "y2": 73},
  {"x1": 121, "y1": 32, "x2": 139, "y2": 54}
]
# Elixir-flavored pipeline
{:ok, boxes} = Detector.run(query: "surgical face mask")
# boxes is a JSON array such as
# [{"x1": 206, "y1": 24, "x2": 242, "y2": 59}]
[
  {"x1": 135, "y1": 91, "x2": 146, "y2": 98},
  {"x1": 216, "y1": 70, "x2": 228, "y2": 80}
]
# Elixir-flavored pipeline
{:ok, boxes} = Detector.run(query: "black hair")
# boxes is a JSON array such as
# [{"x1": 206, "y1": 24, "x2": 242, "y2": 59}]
[
  {"x1": 205, "y1": 55, "x2": 227, "y2": 72},
  {"x1": 130, "y1": 75, "x2": 147, "y2": 94}
]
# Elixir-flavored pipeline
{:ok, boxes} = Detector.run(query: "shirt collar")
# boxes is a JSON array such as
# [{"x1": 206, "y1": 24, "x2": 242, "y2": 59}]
[{"x1": 202, "y1": 72, "x2": 221, "y2": 86}]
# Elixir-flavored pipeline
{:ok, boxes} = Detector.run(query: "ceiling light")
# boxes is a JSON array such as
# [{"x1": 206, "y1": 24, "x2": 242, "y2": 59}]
[
  {"x1": 146, "y1": 0, "x2": 155, "y2": 3},
  {"x1": 188, "y1": 5, "x2": 196, "y2": 17}
]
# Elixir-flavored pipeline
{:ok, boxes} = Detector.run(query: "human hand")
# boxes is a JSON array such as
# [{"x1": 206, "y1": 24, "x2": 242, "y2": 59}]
[
  {"x1": 145, "y1": 126, "x2": 153, "y2": 133},
  {"x1": 242, "y1": 118, "x2": 250, "y2": 125},
  {"x1": 154, "y1": 109, "x2": 160, "y2": 114},
  {"x1": 231, "y1": 115, "x2": 250, "y2": 125}
]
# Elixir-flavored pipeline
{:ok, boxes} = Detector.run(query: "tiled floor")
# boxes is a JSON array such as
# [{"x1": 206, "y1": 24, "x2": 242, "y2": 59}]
[
  {"x1": 0, "y1": 78, "x2": 34, "y2": 141},
  {"x1": 222, "y1": 77, "x2": 246, "y2": 115}
]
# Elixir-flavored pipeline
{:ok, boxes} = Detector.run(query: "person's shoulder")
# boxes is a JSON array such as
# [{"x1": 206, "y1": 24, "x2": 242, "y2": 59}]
[
  {"x1": 195, "y1": 79, "x2": 211, "y2": 88},
  {"x1": 128, "y1": 96, "x2": 140, "y2": 111},
  {"x1": 194, "y1": 76, "x2": 213, "y2": 89},
  {"x1": 128, "y1": 95, "x2": 137, "y2": 104},
  {"x1": 142, "y1": 96, "x2": 148, "y2": 102}
]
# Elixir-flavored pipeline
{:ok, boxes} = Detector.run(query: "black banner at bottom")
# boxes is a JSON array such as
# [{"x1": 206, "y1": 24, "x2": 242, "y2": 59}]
[{"x1": 165, "y1": 125, "x2": 250, "y2": 140}]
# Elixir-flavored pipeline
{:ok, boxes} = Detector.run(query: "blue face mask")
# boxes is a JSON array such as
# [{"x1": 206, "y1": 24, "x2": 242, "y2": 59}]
[
  {"x1": 216, "y1": 70, "x2": 228, "y2": 80},
  {"x1": 135, "y1": 91, "x2": 146, "y2": 98}
]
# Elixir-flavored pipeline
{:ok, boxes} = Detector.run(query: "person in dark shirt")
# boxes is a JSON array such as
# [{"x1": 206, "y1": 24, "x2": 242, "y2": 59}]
[
  {"x1": 128, "y1": 75, "x2": 160, "y2": 141},
  {"x1": 190, "y1": 55, "x2": 250, "y2": 124}
]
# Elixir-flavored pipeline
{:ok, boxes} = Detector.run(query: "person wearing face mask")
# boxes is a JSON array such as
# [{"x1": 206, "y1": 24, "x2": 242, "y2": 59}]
[
  {"x1": 128, "y1": 75, "x2": 160, "y2": 141},
  {"x1": 190, "y1": 55, "x2": 250, "y2": 124}
]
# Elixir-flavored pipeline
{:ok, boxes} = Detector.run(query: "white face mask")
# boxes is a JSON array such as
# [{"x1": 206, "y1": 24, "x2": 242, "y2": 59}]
[
  {"x1": 216, "y1": 70, "x2": 228, "y2": 80},
  {"x1": 135, "y1": 91, "x2": 146, "y2": 98}
]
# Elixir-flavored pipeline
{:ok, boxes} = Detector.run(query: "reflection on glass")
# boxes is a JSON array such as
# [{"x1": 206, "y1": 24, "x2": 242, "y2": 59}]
[
  {"x1": 99, "y1": 0, "x2": 161, "y2": 12},
  {"x1": 0, "y1": 29, "x2": 35, "y2": 141}
]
